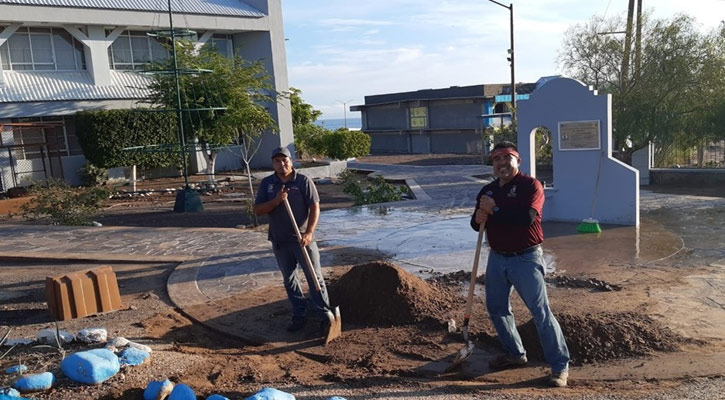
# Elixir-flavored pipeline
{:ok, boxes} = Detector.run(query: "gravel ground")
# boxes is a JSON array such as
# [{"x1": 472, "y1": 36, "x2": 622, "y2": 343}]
[{"x1": 286, "y1": 376, "x2": 725, "y2": 399}]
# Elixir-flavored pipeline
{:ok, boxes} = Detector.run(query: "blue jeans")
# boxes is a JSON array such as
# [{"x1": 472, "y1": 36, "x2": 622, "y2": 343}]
[
  {"x1": 485, "y1": 246, "x2": 570, "y2": 373},
  {"x1": 272, "y1": 241, "x2": 330, "y2": 320}
]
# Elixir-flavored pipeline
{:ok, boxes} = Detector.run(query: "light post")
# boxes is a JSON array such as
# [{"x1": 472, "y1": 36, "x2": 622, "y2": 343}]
[
  {"x1": 487, "y1": 0, "x2": 516, "y2": 124},
  {"x1": 337, "y1": 99, "x2": 353, "y2": 129}
]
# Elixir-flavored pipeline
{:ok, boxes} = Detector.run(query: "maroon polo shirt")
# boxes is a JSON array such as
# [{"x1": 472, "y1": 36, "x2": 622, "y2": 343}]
[{"x1": 473, "y1": 172, "x2": 545, "y2": 253}]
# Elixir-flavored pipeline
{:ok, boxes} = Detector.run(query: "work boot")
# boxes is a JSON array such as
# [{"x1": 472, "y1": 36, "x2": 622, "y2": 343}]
[
  {"x1": 488, "y1": 353, "x2": 528, "y2": 370},
  {"x1": 286, "y1": 316, "x2": 306, "y2": 332},
  {"x1": 548, "y1": 370, "x2": 568, "y2": 387}
]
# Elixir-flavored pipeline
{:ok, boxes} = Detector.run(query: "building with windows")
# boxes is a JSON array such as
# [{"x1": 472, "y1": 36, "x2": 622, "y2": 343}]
[
  {"x1": 0, "y1": 0, "x2": 292, "y2": 191},
  {"x1": 351, "y1": 81, "x2": 550, "y2": 155}
]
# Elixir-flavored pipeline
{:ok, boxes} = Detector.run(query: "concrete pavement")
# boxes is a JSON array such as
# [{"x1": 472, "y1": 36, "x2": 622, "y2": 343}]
[{"x1": 2, "y1": 162, "x2": 725, "y2": 342}]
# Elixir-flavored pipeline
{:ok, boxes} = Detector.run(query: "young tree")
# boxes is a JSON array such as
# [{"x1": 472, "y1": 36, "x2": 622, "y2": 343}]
[
  {"x1": 220, "y1": 95, "x2": 277, "y2": 226},
  {"x1": 145, "y1": 40, "x2": 278, "y2": 184}
]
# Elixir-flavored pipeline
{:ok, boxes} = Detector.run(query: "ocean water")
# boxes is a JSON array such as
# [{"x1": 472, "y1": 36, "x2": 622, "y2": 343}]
[{"x1": 314, "y1": 117, "x2": 362, "y2": 131}]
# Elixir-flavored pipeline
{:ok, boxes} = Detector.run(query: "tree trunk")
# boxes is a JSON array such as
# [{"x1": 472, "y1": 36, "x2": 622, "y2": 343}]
[
  {"x1": 244, "y1": 160, "x2": 259, "y2": 226},
  {"x1": 204, "y1": 150, "x2": 217, "y2": 185}
]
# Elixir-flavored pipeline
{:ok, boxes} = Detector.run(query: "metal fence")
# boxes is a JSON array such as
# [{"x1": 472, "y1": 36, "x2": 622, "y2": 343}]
[
  {"x1": 0, "y1": 144, "x2": 64, "y2": 192},
  {"x1": 653, "y1": 140, "x2": 725, "y2": 168}
]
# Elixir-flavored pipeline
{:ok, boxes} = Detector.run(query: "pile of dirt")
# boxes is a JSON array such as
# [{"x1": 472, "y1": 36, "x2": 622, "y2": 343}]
[
  {"x1": 328, "y1": 261, "x2": 461, "y2": 327},
  {"x1": 427, "y1": 269, "x2": 485, "y2": 286},
  {"x1": 548, "y1": 275, "x2": 622, "y2": 292},
  {"x1": 517, "y1": 312, "x2": 687, "y2": 365}
]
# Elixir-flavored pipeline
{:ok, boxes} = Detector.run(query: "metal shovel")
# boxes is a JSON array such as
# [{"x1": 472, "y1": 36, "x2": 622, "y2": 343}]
[
  {"x1": 446, "y1": 227, "x2": 485, "y2": 371},
  {"x1": 282, "y1": 198, "x2": 342, "y2": 345}
]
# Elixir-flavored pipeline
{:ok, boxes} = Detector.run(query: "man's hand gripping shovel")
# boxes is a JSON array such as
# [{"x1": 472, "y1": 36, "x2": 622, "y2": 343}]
[
  {"x1": 282, "y1": 198, "x2": 342, "y2": 345},
  {"x1": 446, "y1": 226, "x2": 485, "y2": 371}
]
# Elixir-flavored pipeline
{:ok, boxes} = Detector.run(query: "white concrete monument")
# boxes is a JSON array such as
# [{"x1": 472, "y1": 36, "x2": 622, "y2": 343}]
[{"x1": 517, "y1": 77, "x2": 639, "y2": 226}]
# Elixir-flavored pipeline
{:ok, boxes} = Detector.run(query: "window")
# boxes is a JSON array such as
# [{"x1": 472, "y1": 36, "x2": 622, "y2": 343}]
[
  {"x1": 0, "y1": 27, "x2": 86, "y2": 71},
  {"x1": 207, "y1": 34, "x2": 233, "y2": 58},
  {"x1": 108, "y1": 30, "x2": 169, "y2": 70},
  {"x1": 410, "y1": 106, "x2": 428, "y2": 129},
  {"x1": 197, "y1": 32, "x2": 234, "y2": 58}
]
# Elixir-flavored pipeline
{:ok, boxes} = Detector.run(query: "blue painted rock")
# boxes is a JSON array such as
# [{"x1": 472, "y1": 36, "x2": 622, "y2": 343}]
[
  {"x1": 328, "y1": 397, "x2": 347, "y2": 400},
  {"x1": 1, "y1": 394, "x2": 33, "y2": 400},
  {"x1": 12, "y1": 371, "x2": 55, "y2": 392},
  {"x1": 0, "y1": 387, "x2": 21, "y2": 397},
  {"x1": 168, "y1": 383, "x2": 196, "y2": 400},
  {"x1": 60, "y1": 348, "x2": 119, "y2": 384},
  {"x1": 143, "y1": 379, "x2": 174, "y2": 400},
  {"x1": 245, "y1": 387, "x2": 295, "y2": 400},
  {"x1": 119, "y1": 347, "x2": 150, "y2": 366},
  {"x1": 4, "y1": 364, "x2": 27, "y2": 374},
  {"x1": 206, "y1": 395, "x2": 230, "y2": 400}
]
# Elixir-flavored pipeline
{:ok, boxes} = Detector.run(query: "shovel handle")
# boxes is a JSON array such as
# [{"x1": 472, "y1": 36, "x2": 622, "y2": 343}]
[
  {"x1": 282, "y1": 197, "x2": 323, "y2": 293},
  {"x1": 463, "y1": 227, "x2": 486, "y2": 326}
]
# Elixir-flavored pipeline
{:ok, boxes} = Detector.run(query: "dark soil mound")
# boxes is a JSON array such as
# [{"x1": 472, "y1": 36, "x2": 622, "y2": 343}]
[
  {"x1": 518, "y1": 312, "x2": 686, "y2": 365},
  {"x1": 328, "y1": 261, "x2": 459, "y2": 326}
]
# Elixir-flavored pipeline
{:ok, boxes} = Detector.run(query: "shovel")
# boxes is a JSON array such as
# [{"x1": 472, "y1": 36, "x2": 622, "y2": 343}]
[
  {"x1": 282, "y1": 197, "x2": 342, "y2": 345},
  {"x1": 446, "y1": 227, "x2": 486, "y2": 372}
]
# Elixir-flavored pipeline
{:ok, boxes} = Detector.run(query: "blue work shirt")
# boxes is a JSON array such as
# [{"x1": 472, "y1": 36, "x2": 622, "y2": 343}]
[{"x1": 255, "y1": 170, "x2": 320, "y2": 243}]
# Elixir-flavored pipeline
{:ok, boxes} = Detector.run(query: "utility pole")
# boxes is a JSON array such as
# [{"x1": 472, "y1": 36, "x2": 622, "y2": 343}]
[
  {"x1": 487, "y1": 1, "x2": 515, "y2": 125},
  {"x1": 634, "y1": 0, "x2": 642, "y2": 77},
  {"x1": 621, "y1": 0, "x2": 636, "y2": 86}
]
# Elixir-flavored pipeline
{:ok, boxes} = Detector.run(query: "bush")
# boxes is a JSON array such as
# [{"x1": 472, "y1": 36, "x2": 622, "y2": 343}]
[
  {"x1": 321, "y1": 128, "x2": 370, "y2": 160},
  {"x1": 21, "y1": 179, "x2": 109, "y2": 226},
  {"x1": 338, "y1": 169, "x2": 409, "y2": 205},
  {"x1": 79, "y1": 163, "x2": 108, "y2": 187},
  {"x1": 294, "y1": 123, "x2": 328, "y2": 158},
  {"x1": 75, "y1": 109, "x2": 179, "y2": 170}
]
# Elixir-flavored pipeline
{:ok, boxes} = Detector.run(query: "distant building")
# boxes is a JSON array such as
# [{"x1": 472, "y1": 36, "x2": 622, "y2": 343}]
[
  {"x1": 0, "y1": 0, "x2": 292, "y2": 191},
  {"x1": 351, "y1": 80, "x2": 548, "y2": 155}
]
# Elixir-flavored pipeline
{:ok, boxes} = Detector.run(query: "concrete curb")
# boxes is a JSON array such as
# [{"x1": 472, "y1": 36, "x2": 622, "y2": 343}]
[{"x1": 0, "y1": 251, "x2": 189, "y2": 264}]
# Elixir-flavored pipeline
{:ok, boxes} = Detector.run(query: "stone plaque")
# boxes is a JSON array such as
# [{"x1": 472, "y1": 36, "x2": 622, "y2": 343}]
[{"x1": 558, "y1": 120, "x2": 600, "y2": 150}]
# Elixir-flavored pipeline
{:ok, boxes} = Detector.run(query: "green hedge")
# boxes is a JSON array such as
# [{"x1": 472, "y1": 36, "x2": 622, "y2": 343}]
[
  {"x1": 321, "y1": 128, "x2": 370, "y2": 160},
  {"x1": 75, "y1": 110, "x2": 180, "y2": 170}
]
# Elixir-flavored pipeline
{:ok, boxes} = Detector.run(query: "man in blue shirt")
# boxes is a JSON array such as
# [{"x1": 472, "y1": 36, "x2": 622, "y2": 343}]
[{"x1": 254, "y1": 146, "x2": 330, "y2": 333}]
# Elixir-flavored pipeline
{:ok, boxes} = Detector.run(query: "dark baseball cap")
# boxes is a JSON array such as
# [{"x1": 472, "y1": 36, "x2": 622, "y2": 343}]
[{"x1": 271, "y1": 146, "x2": 292, "y2": 159}]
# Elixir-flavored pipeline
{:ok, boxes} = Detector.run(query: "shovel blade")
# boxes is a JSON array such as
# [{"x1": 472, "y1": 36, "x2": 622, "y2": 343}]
[
  {"x1": 445, "y1": 340, "x2": 475, "y2": 372},
  {"x1": 323, "y1": 306, "x2": 342, "y2": 345}
]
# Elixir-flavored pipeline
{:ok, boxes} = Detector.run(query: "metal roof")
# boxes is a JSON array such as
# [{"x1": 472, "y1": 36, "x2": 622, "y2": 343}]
[
  {"x1": 0, "y1": 71, "x2": 151, "y2": 102},
  {"x1": 0, "y1": 0, "x2": 265, "y2": 17}
]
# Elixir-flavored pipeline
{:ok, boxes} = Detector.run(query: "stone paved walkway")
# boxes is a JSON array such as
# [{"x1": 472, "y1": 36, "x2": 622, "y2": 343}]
[{"x1": 2, "y1": 163, "x2": 724, "y2": 335}]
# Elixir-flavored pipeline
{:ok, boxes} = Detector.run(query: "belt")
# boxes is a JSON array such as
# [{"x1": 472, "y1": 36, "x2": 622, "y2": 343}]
[{"x1": 493, "y1": 244, "x2": 541, "y2": 257}]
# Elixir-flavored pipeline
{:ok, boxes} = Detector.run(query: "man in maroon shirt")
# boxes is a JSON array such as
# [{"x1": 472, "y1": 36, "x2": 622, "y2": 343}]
[{"x1": 471, "y1": 141, "x2": 570, "y2": 387}]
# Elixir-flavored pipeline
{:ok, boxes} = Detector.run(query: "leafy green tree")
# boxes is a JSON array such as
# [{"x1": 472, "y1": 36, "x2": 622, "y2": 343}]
[
  {"x1": 289, "y1": 87, "x2": 322, "y2": 127},
  {"x1": 558, "y1": 14, "x2": 725, "y2": 163},
  {"x1": 288, "y1": 87, "x2": 325, "y2": 158},
  {"x1": 145, "y1": 40, "x2": 278, "y2": 183}
]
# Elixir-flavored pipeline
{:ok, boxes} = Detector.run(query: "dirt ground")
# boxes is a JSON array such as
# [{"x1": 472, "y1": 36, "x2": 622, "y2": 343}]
[{"x1": 1, "y1": 154, "x2": 724, "y2": 399}]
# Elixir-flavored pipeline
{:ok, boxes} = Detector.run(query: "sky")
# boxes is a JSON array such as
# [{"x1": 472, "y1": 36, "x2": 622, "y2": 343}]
[{"x1": 280, "y1": 0, "x2": 725, "y2": 120}]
